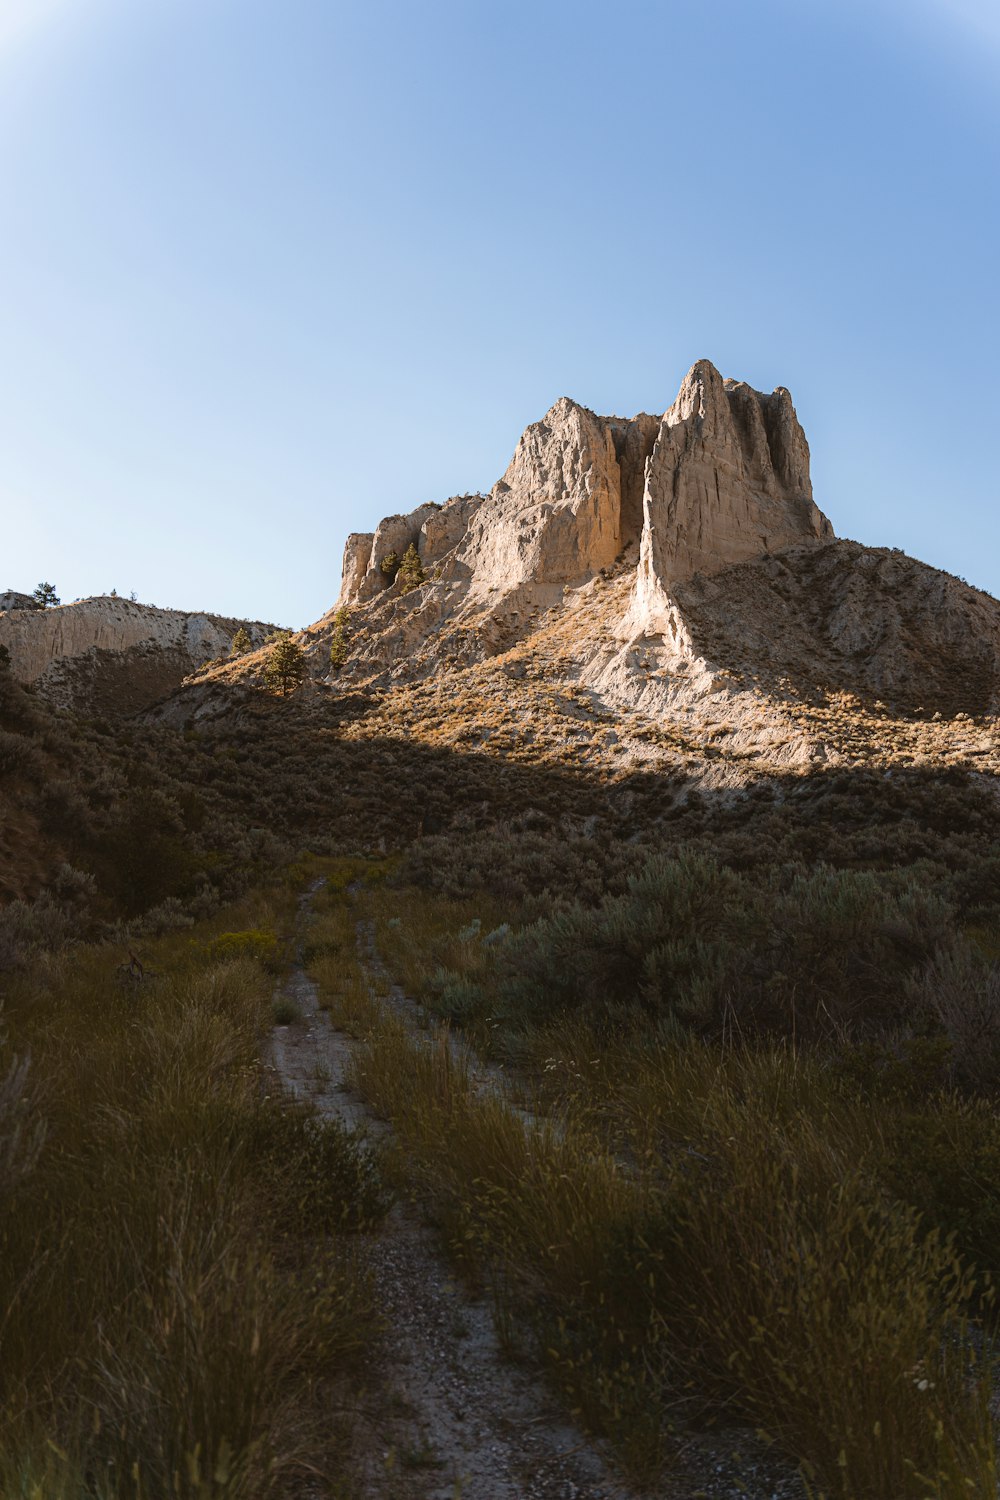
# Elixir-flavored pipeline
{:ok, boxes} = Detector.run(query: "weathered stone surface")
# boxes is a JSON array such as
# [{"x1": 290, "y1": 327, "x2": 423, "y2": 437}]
[
  {"x1": 632, "y1": 360, "x2": 833, "y2": 633},
  {"x1": 0, "y1": 596, "x2": 275, "y2": 713},
  {"x1": 340, "y1": 534, "x2": 374, "y2": 602},
  {"x1": 420, "y1": 494, "x2": 484, "y2": 566},
  {"x1": 459, "y1": 398, "x2": 623, "y2": 596},
  {"x1": 0, "y1": 591, "x2": 41, "y2": 611},
  {"x1": 344, "y1": 503, "x2": 442, "y2": 603},
  {"x1": 334, "y1": 363, "x2": 832, "y2": 639},
  {"x1": 608, "y1": 412, "x2": 659, "y2": 549},
  {"x1": 325, "y1": 360, "x2": 840, "y2": 687},
  {"x1": 668, "y1": 541, "x2": 1000, "y2": 717}
]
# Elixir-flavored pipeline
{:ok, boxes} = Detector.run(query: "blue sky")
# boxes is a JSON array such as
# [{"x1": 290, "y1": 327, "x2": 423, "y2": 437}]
[{"x1": 0, "y1": 0, "x2": 997, "y2": 626}]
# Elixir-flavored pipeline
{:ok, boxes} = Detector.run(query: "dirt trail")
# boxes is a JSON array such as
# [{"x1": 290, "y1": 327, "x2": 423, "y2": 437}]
[
  {"x1": 266, "y1": 883, "x2": 805, "y2": 1500},
  {"x1": 267, "y1": 882, "x2": 630, "y2": 1500}
]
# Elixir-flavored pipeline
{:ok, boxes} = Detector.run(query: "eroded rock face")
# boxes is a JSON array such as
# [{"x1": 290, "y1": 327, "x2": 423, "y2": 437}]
[
  {"x1": 345, "y1": 503, "x2": 442, "y2": 603},
  {"x1": 608, "y1": 412, "x2": 660, "y2": 549},
  {"x1": 420, "y1": 495, "x2": 484, "y2": 567},
  {"x1": 0, "y1": 596, "x2": 275, "y2": 714},
  {"x1": 335, "y1": 362, "x2": 832, "y2": 626},
  {"x1": 459, "y1": 399, "x2": 623, "y2": 596},
  {"x1": 0, "y1": 591, "x2": 41, "y2": 611},
  {"x1": 632, "y1": 361, "x2": 833, "y2": 633},
  {"x1": 324, "y1": 360, "x2": 837, "y2": 683}
]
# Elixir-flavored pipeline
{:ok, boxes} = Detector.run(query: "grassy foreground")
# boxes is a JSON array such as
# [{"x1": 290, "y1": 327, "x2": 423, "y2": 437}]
[
  {"x1": 0, "y1": 873, "x2": 386, "y2": 1500},
  {"x1": 305, "y1": 873, "x2": 1000, "y2": 1499}
]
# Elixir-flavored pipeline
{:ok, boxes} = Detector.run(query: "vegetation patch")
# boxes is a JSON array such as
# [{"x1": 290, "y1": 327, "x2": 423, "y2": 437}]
[{"x1": 0, "y1": 884, "x2": 387, "y2": 1498}]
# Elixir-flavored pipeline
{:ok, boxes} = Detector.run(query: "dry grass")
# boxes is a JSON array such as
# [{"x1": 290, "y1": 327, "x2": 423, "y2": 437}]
[
  {"x1": 335, "y1": 954, "x2": 998, "y2": 1494},
  {"x1": 0, "y1": 882, "x2": 385, "y2": 1498}
]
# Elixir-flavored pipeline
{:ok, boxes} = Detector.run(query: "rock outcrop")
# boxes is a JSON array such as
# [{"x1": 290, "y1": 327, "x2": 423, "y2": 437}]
[
  {"x1": 0, "y1": 596, "x2": 276, "y2": 715},
  {"x1": 309, "y1": 357, "x2": 1000, "y2": 722},
  {"x1": 326, "y1": 359, "x2": 835, "y2": 674},
  {"x1": 338, "y1": 361, "x2": 831, "y2": 620},
  {"x1": 631, "y1": 361, "x2": 833, "y2": 634},
  {"x1": 0, "y1": 591, "x2": 41, "y2": 612}
]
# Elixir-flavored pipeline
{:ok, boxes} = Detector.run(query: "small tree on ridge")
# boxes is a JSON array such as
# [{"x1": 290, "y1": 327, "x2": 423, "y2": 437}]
[
  {"x1": 264, "y1": 632, "x2": 308, "y2": 697},
  {"x1": 396, "y1": 543, "x2": 426, "y2": 594},
  {"x1": 329, "y1": 607, "x2": 350, "y2": 671}
]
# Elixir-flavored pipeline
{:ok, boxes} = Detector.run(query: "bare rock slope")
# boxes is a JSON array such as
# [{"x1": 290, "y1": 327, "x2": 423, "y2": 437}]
[
  {"x1": 335, "y1": 359, "x2": 829, "y2": 633},
  {"x1": 0, "y1": 596, "x2": 275, "y2": 715},
  {"x1": 300, "y1": 359, "x2": 999, "y2": 727}
]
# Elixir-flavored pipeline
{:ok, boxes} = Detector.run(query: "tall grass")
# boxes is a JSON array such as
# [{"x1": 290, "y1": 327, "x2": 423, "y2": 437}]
[
  {"x1": 0, "y1": 888, "x2": 385, "y2": 1498},
  {"x1": 344, "y1": 993, "x2": 997, "y2": 1495}
]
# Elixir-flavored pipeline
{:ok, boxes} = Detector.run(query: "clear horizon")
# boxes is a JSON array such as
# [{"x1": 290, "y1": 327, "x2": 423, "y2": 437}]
[{"x1": 1, "y1": 0, "x2": 998, "y2": 627}]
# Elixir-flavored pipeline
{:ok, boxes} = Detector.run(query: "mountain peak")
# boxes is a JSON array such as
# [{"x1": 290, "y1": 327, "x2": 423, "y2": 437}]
[{"x1": 336, "y1": 361, "x2": 833, "y2": 629}]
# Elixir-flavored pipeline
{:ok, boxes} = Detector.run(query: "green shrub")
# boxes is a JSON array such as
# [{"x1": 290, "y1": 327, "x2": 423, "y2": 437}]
[
  {"x1": 328, "y1": 606, "x2": 350, "y2": 670},
  {"x1": 263, "y1": 633, "x2": 308, "y2": 698},
  {"x1": 209, "y1": 928, "x2": 280, "y2": 972},
  {"x1": 496, "y1": 854, "x2": 952, "y2": 1041}
]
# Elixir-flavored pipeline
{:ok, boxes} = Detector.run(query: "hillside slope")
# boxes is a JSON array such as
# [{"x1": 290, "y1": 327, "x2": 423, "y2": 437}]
[{"x1": 0, "y1": 595, "x2": 276, "y2": 715}]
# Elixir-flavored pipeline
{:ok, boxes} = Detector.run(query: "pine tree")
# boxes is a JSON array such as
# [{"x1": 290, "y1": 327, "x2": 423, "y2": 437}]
[
  {"x1": 264, "y1": 632, "x2": 308, "y2": 697},
  {"x1": 32, "y1": 582, "x2": 59, "y2": 608},
  {"x1": 230, "y1": 626, "x2": 253, "y2": 656},
  {"x1": 328, "y1": 607, "x2": 350, "y2": 671},
  {"x1": 379, "y1": 551, "x2": 401, "y2": 582},
  {"x1": 396, "y1": 543, "x2": 426, "y2": 594}
]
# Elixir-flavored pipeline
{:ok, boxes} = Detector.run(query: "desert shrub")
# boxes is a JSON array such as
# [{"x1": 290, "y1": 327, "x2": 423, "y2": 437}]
[
  {"x1": 98, "y1": 791, "x2": 200, "y2": 916},
  {"x1": 495, "y1": 854, "x2": 952, "y2": 1041},
  {"x1": 0, "y1": 728, "x2": 43, "y2": 778},
  {"x1": 0, "y1": 894, "x2": 83, "y2": 971},
  {"x1": 209, "y1": 928, "x2": 281, "y2": 972},
  {"x1": 911, "y1": 940, "x2": 1000, "y2": 1091}
]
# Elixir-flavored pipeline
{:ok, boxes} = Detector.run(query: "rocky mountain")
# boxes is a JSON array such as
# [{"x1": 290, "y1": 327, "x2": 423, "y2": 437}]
[
  {"x1": 0, "y1": 595, "x2": 276, "y2": 716},
  {"x1": 19, "y1": 358, "x2": 999, "y2": 789},
  {"x1": 333, "y1": 358, "x2": 831, "y2": 639},
  {"x1": 293, "y1": 358, "x2": 999, "y2": 729}
]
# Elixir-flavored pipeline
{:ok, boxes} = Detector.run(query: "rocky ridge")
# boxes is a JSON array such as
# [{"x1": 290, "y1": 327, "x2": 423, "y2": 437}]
[
  {"x1": 0, "y1": 595, "x2": 276, "y2": 716},
  {"x1": 334, "y1": 359, "x2": 831, "y2": 643},
  {"x1": 298, "y1": 359, "x2": 999, "y2": 733}
]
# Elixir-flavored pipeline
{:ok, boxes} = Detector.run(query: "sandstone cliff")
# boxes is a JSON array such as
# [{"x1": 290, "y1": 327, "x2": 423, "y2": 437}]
[
  {"x1": 320, "y1": 360, "x2": 835, "y2": 679},
  {"x1": 629, "y1": 360, "x2": 833, "y2": 635},
  {"x1": 303, "y1": 358, "x2": 1000, "y2": 729},
  {"x1": 337, "y1": 360, "x2": 830, "y2": 624},
  {"x1": 0, "y1": 596, "x2": 276, "y2": 715}
]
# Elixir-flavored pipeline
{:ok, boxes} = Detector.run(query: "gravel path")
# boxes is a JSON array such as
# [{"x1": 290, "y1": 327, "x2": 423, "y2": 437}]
[{"x1": 265, "y1": 882, "x2": 806, "y2": 1500}]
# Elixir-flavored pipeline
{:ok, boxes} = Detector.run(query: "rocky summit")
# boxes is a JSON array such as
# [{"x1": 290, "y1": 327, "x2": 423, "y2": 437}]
[
  {"x1": 334, "y1": 358, "x2": 831, "y2": 635},
  {"x1": 282, "y1": 357, "x2": 998, "y2": 735}
]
